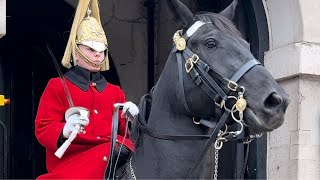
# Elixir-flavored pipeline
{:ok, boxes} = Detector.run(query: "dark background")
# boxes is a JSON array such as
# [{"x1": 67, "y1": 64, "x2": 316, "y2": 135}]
[{"x1": 0, "y1": 0, "x2": 121, "y2": 178}]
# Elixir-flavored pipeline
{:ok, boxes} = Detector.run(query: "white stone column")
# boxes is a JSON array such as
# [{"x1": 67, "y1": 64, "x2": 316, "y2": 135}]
[
  {"x1": 264, "y1": 0, "x2": 320, "y2": 179},
  {"x1": 0, "y1": 0, "x2": 6, "y2": 38}
]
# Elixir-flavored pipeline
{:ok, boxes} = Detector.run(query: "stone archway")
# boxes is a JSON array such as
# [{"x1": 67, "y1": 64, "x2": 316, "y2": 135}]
[{"x1": 263, "y1": 0, "x2": 320, "y2": 179}]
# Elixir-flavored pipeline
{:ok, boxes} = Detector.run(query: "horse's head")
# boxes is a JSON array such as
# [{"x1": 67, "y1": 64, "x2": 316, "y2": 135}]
[{"x1": 168, "y1": 0, "x2": 290, "y2": 134}]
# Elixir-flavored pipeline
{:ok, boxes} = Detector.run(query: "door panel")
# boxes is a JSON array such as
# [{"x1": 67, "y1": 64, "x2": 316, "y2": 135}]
[{"x1": 0, "y1": 54, "x2": 11, "y2": 179}]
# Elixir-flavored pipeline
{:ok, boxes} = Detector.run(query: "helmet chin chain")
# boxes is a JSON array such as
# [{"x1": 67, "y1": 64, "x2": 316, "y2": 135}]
[
  {"x1": 212, "y1": 87, "x2": 263, "y2": 180},
  {"x1": 75, "y1": 46, "x2": 106, "y2": 68}
]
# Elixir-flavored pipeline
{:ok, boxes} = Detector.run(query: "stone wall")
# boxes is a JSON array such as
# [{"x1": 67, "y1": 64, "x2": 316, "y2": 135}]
[
  {"x1": 264, "y1": 0, "x2": 320, "y2": 179},
  {"x1": 0, "y1": 0, "x2": 6, "y2": 38}
]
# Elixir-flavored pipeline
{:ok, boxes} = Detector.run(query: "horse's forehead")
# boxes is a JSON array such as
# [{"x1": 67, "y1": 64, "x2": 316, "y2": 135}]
[
  {"x1": 190, "y1": 23, "x2": 233, "y2": 39},
  {"x1": 190, "y1": 25, "x2": 249, "y2": 49}
]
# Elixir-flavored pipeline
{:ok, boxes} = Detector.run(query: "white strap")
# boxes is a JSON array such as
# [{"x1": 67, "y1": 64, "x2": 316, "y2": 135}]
[{"x1": 186, "y1": 21, "x2": 207, "y2": 37}]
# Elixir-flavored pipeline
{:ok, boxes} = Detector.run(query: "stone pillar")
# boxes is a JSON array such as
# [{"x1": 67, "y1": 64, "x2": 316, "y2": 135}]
[
  {"x1": 264, "y1": 0, "x2": 320, "y2": 179},
  {"x1": 0, "y1": 0, "x2": 6, "y2": 38}
]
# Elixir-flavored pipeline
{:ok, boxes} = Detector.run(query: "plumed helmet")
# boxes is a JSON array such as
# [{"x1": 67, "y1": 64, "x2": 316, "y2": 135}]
[
  {"x1": 76, "y1": 10, "x2": 108, "y2": 52},
  {"x1": 62, "y1": 0, "x2": 109, "y2": 71}
]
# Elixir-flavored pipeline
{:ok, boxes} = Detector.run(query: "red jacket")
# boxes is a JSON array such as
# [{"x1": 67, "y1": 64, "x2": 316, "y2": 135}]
[{"x1": 35, "y1": 67, "x2": 134, "y2": 179}]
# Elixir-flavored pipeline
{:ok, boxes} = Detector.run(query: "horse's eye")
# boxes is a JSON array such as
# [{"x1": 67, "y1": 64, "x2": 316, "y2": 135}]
[{"x1": 205, "y1": 40, "x2": 218, "y2": 49}]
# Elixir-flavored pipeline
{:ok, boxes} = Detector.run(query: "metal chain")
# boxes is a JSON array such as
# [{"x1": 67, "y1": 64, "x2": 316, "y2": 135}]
[
  {"x1": 129, "y1": 157, "x2": 137, "y2": 180},
  {"x1": 213, "y1": 147, "x2": 219, "y2": 180}
]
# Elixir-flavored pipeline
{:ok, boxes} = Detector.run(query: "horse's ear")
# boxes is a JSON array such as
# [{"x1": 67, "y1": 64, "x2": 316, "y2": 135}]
[
  {"x1": 167, "y1": 0, "x2": 194, "y2": 27},
  {"x1": 219, "y1": 0, "x2": 238, "y2": 20}
]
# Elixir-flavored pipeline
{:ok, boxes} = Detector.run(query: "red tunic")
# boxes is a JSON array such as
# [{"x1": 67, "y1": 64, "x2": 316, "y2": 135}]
[{"x1": 35, "y1": 76, "x2": 134, "y2": 179}]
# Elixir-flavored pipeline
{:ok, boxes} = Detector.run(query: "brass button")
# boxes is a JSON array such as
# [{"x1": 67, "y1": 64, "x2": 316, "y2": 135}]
[
  {"x1": 97, "y1": 136, "x2": 101, "y2": 139},
  {"x1": 103, "y1": 156, "x2": 108, "y2": 162},
  {"x1": 91, "y1": 82, "x2": 96, "y2": 86},
  {"x1": 94, "y1": 110, "x2": 98, "y2": 114}
]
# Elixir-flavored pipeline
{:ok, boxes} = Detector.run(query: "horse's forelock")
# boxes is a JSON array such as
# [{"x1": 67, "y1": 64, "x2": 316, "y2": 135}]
[{"x1": 183, "y1": 12, "x2": 242, "y2": 39}]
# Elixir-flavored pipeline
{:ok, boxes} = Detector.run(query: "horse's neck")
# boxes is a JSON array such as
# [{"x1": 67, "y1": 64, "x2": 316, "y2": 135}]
[{"x1": 131, "y1": 80, "x2": 207, "y2": 178}]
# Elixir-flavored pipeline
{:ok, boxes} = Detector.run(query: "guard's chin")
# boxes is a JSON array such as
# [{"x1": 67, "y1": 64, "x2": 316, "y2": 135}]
[{"x1": 244, "y1": 108, "x2": 274, "y2": 134}]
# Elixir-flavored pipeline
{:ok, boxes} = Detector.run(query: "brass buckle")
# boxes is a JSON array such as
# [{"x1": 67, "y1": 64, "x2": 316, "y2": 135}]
[
  {"x1": 185, "y1": 58, "x2": 194, "y2": 73},
  {"x1": 185, "y1": 54, "x2": 199, "y2": 73},
  {"x1": 191, "y1": 54, "x2": 199, "y2": 63},
  {"x1": 227, "y1": 81, "x2": 238, "y2": 91}
]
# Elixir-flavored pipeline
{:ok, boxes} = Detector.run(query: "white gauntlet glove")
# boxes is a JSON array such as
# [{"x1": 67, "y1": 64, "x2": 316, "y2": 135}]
[
  {"x1": 114, "y1": 101, "x2": 139, "y2": 120},
  {"x1": 63, "y1": 107, "x2": 90, "y2": 138}
]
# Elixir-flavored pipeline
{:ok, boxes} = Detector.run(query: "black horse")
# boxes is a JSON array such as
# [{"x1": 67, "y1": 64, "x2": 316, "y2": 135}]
[{"x1": 106, "y1": 0, "x2": 290, "y2": 179}]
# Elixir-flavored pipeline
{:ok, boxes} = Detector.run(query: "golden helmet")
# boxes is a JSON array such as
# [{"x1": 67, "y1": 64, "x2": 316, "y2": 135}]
[{"x1": 62, "y1": 0, "x2": 109, "y2": 71}]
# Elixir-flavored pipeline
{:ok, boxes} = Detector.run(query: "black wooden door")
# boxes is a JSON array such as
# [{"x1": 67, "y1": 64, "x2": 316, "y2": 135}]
[{"x1": 0, "y1": 53, "x2": 11, "y2": 179}]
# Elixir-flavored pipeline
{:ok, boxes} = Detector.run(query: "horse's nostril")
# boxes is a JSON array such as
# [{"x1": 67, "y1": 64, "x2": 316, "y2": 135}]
[{"x1": 264, "y1": 93, "x2": 283, "y2": 110}]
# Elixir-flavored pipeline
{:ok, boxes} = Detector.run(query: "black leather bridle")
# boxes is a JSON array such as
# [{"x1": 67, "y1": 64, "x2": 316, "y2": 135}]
[
  {"x1": 107, "y1": 21, "x2": 261, "y2": 179},
  {"x1": 172, "y1": 21, "x2": 260, "y2": 178}
]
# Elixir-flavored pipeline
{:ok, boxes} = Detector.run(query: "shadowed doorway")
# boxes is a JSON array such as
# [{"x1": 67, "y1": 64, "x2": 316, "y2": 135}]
[{"x1": 0, "y1": 0, "x2": 120, "y2": 178}]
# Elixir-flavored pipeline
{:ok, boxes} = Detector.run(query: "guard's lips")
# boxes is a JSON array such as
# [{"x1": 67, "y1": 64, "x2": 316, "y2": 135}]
[{"x1": 244, "y1": 108, "x2": 274, "y2": 133}]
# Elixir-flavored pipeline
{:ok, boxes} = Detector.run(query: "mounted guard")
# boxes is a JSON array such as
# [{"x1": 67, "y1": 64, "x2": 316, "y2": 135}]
[{"x1": 34, "y1": 0, "x2": 138, "y2": 179}]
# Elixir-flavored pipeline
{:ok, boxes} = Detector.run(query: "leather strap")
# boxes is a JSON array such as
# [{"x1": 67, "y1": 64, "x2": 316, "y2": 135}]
[
  {"x1": 137, "y1": 112, "x2": 211, "y2": 140},
  {"x1": 231, "y1": 59, "x2": 260, "y2": 82},
  {"x1": 186, "y1": 110, "x2": 231, "y2": 179},
  {"x1": 105, "y1": 106, "x2": 121, "y2": 179},
  {"x1": 176, "y1": 52, "x2": 193, "y2": 116}
]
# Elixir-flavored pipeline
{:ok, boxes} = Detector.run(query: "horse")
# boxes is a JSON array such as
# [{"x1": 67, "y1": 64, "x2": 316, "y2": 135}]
[{"x1": 106, "y1": 0, "x2": 290, "y2": 179}]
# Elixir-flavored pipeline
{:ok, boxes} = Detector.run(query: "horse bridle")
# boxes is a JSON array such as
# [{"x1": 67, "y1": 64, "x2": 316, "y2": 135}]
[
  {"x1": 128, "y1": 21, "x2": 262, "y2": 179},
  {"x1": 173, "y1": 20, "x2": 261, "y2": 179}
]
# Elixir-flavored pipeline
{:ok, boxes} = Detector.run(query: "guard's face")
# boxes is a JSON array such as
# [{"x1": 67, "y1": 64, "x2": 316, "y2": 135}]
[{"x1": 76, "y1": 44, "x2": 105, "y2": 72}]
